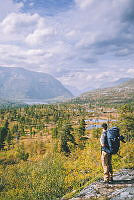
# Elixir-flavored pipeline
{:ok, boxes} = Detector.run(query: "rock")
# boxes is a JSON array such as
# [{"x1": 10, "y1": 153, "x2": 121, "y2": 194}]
[
  {"x1": 69, "y1": 168, "x2": 134, "y2": 200},
  {"x1": 120, "y1": 191, "x2": 130, "y2": 198}
]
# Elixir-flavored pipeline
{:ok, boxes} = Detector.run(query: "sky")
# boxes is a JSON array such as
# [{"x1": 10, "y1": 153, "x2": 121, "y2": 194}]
[{"x1": 0, "y1": 0, "x2": 134, "y2": 95}]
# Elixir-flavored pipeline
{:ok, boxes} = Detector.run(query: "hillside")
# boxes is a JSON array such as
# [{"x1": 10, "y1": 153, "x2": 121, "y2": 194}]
[
  {"x1": 0, "y1": 67, "x2": 73, "y2": 103},
  {"x1": 79, "y1": 77, "x2": 132, "y2": 95},
  {"x1": 0, "y1": 98, "x2": 26, "y2": 108},
  {"x1": 73, "y1": 79, "x2": 134, "y2": 105},
  {"x1": 0, "y1": 102, "x2": 133, "y2": 200}
]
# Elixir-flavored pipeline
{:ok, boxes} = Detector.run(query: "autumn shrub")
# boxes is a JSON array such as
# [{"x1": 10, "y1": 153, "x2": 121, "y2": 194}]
[
  {"x1": 0, "y1": 136, "x2": 133, "y2": 200},
  {"x1": 115, "y1": 141, "x2": 134, "y2": 169},
  {"x1": 64, "y1": 138, "x2": 102, "y2": 190},
  {"x1": 0, "y1": 153, "x2": 67, "y2": 200},
  {"x1": 16, "y1": 144, "x2": 29, "y2": 161},
  {"x1": 63, "y1": 136, "x2": 134, "y2": 197},
  {"x1": 30, "y1": 153, "x2": 67, "y2": 200}
]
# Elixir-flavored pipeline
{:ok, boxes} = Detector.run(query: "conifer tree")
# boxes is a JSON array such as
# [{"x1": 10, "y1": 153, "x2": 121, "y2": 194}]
[
  {"x1": 0, "y1": 120, "x2": 9, "y2": 149},
  {"x1": 78, "y1": 119, "x2": 86, "y2": 137},
  {"x1": 118, "y1": 104, "x2": 134, "y2": 141},
  {"x1": 60, "y1": 122, "x2": 76, "y2": 154}
]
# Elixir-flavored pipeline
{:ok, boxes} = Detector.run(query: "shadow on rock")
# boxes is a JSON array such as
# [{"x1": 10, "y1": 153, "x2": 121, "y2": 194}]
[{"x1": 112, "y1": 178, "x2": 134, "y2": 185}]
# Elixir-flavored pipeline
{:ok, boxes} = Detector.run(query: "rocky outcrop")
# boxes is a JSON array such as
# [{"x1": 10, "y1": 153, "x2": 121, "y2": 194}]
[{"x1": 70, "y1": 168, "x2": 134, "y2": 200}]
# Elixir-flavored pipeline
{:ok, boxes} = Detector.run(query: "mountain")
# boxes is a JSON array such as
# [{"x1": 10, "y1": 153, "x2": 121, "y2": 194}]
[
  {"x1": 99, "y1": 77, "x2": 133, "y2": 88},
  {"x1": 0, "y1": 98, "x2": 26, "y2": 108},
  {"x1": 0, "y1": 67, "x2": 73, "y2": 103},
  {"x1": 64, "y1": 85, "x2": 82, "y2": 96},
  {"x1": 73, "y1": 78, "x2": 134, "y2": 105},
  {"x1": 80, "y1": 77, "x2": 132, "y2": 94}
]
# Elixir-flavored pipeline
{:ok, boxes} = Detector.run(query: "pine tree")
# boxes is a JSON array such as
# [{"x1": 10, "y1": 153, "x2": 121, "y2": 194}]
[
  {"x1": 78, "y1": 119, "x2": 86, "y2": 137},
  {"x1": 60, "y1": 122, "x2": 76, "y2": 154},
  {"x1": 118, "y1": 104, "x2": 134, "y2": 141},
  {"x1": 0, "y1": 120, "x2": 9, "y2": 149}
]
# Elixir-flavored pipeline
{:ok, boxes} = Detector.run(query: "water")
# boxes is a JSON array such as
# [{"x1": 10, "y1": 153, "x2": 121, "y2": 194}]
[
  {"x1": 24, "y1": 101, "x2": 48, "y2": 105},
  {"x1": 86, "y1": 124, "x2": 102, "y2": 130},
  {"x1": 85, "y1": 119, "x2": 116, "y2": 123},
  {"x1": 87, "y1": 110, "x2": 95, "y2": 113},
  {"x1": 85, "y1": 119, "x2": 117, "y2": 130}
]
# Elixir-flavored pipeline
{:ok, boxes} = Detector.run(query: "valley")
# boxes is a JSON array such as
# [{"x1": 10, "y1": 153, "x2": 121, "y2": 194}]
[
  {"x1": 0, "y1": 100, "x2": 133, "y2": 200},
  {"x1": 0, "y1": 75, "x2": 134, "y2": 200},
  {"x1": 1, "y1": 0, "x2": 134, "y2": 199}
]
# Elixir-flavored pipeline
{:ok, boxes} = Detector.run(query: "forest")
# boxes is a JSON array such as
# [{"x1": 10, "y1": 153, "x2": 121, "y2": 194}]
[{"x1": 0, "y1": 102, "x2": 134, "y2": 200}]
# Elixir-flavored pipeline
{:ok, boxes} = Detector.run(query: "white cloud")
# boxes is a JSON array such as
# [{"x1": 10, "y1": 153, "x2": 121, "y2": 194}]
[
  {"x1": 27, "y1": 49, "x2": 45, "y2": 56},
  {"x1": 0, "y1": 0, "x2": 23, "y2": 20},
  {"x1": 66, "y1": 30, "x2": 76, "y2": 38},
  {"x1": 75, "y1": 0, "x2": 94, "y2": 9},
  {"x1": 127, "y1": 68, "x2": 134, "y2": 75},
  {"x1": 1, "y1": 13, "x2": 40, "y2": 34},
  {"x1": 0, "y1": 0, "x2": 134, "y2": 91},
  {"x1": 25, "y1": 27, "x2": 54, "y2": 46}
]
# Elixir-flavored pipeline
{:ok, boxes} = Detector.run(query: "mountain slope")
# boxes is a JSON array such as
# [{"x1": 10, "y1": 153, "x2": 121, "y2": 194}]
[
  {"x1": 0, "y1": 67, "x2": 73, "y2": 102},
  {"x1": 73, "y1": 78, "x2": 134, "y2": 105},
  {"x1": 0, "y1": 98, "x2": 26, "y2": 108},
  {"x1": 99, "y1": 77, "x2": 133, "y2": 89},
  {"x1": 75, "y1": 77, "x2": 132, "y2": 95}
]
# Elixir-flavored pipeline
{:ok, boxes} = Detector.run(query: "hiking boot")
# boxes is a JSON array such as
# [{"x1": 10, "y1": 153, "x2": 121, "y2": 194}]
[
  {"x1": 102, "y1": 180, "x2": 109, "y2": 184},
  {"x1": 109, "y1": 178, "x2": 114, "y2": 184},
  {"x1": 109, "y1": 177, "x2": 113, "y2": 182}
]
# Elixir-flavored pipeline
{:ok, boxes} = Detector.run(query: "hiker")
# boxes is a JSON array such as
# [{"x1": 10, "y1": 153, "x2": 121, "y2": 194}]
[
  {"x1": 100, "y1": 123, "x2": 126, "y2": 183},
  {"x1": 100, "y1": 123, "x2": 113, "y2": 183}
]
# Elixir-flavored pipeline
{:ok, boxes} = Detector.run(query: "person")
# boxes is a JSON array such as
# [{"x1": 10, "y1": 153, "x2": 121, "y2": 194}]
[{"x1": 100, "y1": 123, "x2": 113, "y2": 183}]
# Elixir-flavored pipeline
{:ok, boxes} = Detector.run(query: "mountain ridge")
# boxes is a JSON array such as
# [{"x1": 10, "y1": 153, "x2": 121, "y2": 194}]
[
  {"x1": 73, "y1": 78, "x2": 134, "y2": 105},
  {"x1": 67, "y1": 77, "x2": 132, "y2": 96},
  {"x1": 0, "y1": 67, "x2": 73, "y2": 103}
]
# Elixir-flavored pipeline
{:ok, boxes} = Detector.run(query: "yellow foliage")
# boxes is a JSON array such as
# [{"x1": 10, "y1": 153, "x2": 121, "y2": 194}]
[{"x1": 0, "y1": 126, "x2": 133, "y2": 200}]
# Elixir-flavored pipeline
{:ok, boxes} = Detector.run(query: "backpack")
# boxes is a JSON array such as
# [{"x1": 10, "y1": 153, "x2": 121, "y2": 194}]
[{"x1": 107, "y1": 127, "x2": 120, "y2": 155}]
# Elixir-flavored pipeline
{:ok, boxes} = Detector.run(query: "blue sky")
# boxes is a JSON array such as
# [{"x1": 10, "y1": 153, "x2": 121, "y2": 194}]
[
  {"x1": 0, "y1": 0, "x2": 134, "y2": 95},
  {"x1": 14, "y1": 0, "x2": 74, "y2": 15}
]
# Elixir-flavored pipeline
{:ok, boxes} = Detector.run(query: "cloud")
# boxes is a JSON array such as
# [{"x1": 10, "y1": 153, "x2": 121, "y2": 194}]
[
  {"x1": 0, "y1": 0, "x2": 23, "y2": 20},
  {"x1": 127, "y1": 68, "x2": 134, "y2": 75},
  {"x1": 122, "y1": 0, "x2": 134, "y2": 23},
  {"x1": 59, "y1": 71, "x2": 94, "y2": 90},
  {"x1": 75, "y1": 0, "x2": 94, "y2": 9},
  {"x1": 0, "y1": 0, "x2": 134, "y2": 92},
  {"x1": 25, "y1": 27, "x2": 54, "y2": 46},
  {"x1": 16, "y1": 0, "x2": 74, "y2": 16},
  {"x1": 1, "y1": 12, "x2": 39, "y2": 35}
]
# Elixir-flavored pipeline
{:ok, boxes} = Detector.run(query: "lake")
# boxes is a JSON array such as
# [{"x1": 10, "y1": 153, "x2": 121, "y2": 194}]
[
  {"x1": 86, "y1": 124, "x2": 102, "y2": 130},
  {"x1": 85, "y1": 119, "x2": 116, "y2": 123},
  {"x1": 85, "y1": 119, "x2": 117, "y2": 130}
]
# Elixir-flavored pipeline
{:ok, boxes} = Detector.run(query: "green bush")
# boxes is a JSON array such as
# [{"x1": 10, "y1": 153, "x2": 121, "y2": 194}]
[
  {"x1": 16, "y1": 144, "x2": 29, "y2": 161},
  {"x1": 0, "y1": 153, "x2": 67, "y2": 200}
]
